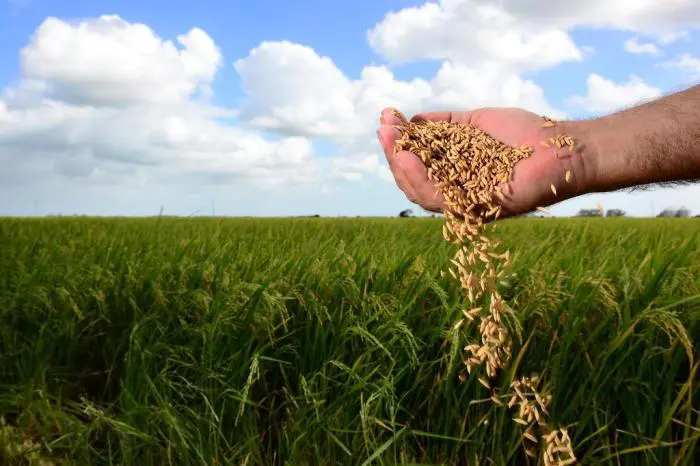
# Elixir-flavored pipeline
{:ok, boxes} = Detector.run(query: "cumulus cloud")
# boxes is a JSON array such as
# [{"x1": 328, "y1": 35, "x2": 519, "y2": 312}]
[
  {"x1": 19, "y1": 15, "x2": 222, "y2": 107},
  {"x1": 566, "y1": 74, "x2": 662, "y2": 114},
  {"x1": 3, "y1": 1, "x2": 700, "y2": 217},
  {"x1": 428, "y1": 62, "x2": 563, "y2": 117},
  {"x1": 655, "y1": 30, "x2": 691, "y2": 45},
  {"x1": 0, "y1": 16, "x2": 319, "y2": 190},
  {"x1": 479, "y1": 1, "x2": 700, "y2": 40},
  {"x1": 367, "y1": 0, "x2": 582, "y2": 70},
  {"x1": 234, "y1": 0, "x2": 698, "y2": 155},
  {"x1": 378, "y1": 165, "x2": 394, "y2": 183},
  {"x1": 234, "y1": 41, "x2": 433, "y2": 147},
  {"x1": 234, "y1": 41, "x2": 563, "y2": 150},
  {"x1": 660, "y1": 54, "x2": 700, "y2": 80},
  {"x1": 368, "y1": 1, "x2": 700, "y2": 67},
  {"x1": 329, "y1": 153, "x2": 382, "y2": 182},
  {"x1": 623, "y1": 38, "x2": 660, "y2": 55}
]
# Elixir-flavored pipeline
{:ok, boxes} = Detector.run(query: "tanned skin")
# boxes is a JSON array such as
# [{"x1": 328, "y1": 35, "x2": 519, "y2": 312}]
[
  {"x1": 376, "y1": 84, "x2": 700, "y2": 217},
  {"x1": 570, "y1": 84, "x2": 700, "y2": 193}
]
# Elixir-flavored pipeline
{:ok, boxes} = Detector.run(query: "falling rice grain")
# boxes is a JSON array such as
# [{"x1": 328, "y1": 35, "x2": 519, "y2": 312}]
[
  {"x1": 524, "y1": 430, "x2": 538, "y2": 443},
  {"x1": 389, "y1": 108, "x2": 576, "y2": 465}
]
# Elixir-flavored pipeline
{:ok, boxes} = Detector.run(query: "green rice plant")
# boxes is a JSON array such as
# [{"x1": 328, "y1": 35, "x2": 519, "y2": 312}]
[{"x1": 0, "y1": 217, "x2": 697, "y2": 465}]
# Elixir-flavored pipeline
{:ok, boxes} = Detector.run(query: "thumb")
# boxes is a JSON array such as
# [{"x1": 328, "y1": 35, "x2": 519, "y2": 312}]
[{"x1": 410, "y1": 110, "x2": 480, "y2": 125}]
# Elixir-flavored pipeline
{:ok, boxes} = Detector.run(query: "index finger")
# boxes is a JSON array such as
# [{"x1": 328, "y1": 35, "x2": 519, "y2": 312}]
[{"x1": 380, "y1": 107, "x2": 408, "y2": 126}]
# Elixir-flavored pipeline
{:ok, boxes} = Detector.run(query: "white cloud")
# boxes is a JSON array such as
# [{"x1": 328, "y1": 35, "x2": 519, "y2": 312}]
[
  {"x1": 567, "y1": 74, "x2": 662, "y2": 114},
  {"x1": 20, "y1": 15, "x2": 222, "y2": 107},
  {"x1": 0, "y1": 16, "x2": 320, "y2": 191},
  {"x1": 429, "y1": 62, "x2": 564, "y2": 118},
  {"x1": 367, "y1": 0, "x2": 582, "y2": 70},
  {"x1": 0, "y1": 99, "x2": 319, "y2": 187},
  {"x1": 329, "y1": 153, "x2": 381, "y2": 182},
  {"x1": 368, "y1": 1, "x2": 700, "y2": 68},
  {"x1": 486, "y1": 1, "x2": 700, "y2": 36},
  {"x1": 580, "y1": 45, "x2": 596, "y2": 56},
  {"x1": 234, "y1": 41, "x2": 563, "y2": 151},
  {"x1": 660, "y1": 53, "x2": 700, "y2": 80},
  {"x1": 623, "y1": 38, "x2": 660, "y2": 55},
  {"x1": 655, "y1": 30, "x2": 691, "y2": 44},
  {"x1": 234, "y1": 41, "x2": 433, "y2": 148},
  {"x1": 378, "y1": 164, "x2": 394, "y2": 183},
  {"x1": 3, "y1": 2, "x2": 700, "y2": 216}
]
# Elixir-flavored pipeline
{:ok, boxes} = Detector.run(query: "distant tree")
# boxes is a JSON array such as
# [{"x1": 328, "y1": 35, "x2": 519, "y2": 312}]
[
  {"x1": 577, "y1": 209, "x2": 602, "y2": 217},
  {"x1": 657, "y1": 207, "x2": 690, "y2": 217},
  {"x1": 399, "y1": 209, "x2": 413, "y2": 218},
  {"x1": 606, "y1": 209, "x2": 626, "y2": 217}
]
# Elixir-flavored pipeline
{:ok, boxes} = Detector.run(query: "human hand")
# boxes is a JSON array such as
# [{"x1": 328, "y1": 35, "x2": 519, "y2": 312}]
[{"x1": 376, "y1": 107, "x2": 592, "y2": 218}]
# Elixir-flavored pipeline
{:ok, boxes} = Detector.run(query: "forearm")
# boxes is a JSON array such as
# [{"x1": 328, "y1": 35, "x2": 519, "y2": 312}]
[{"x1": 566, "y1": 84, "x2": 700, "y2": 194}]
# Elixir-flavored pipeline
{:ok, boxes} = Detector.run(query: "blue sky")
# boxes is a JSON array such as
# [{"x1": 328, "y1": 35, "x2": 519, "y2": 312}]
[
  {"x1": 2, "y1": 0, "x2": 414, "y2": 108},
  {"x1": 1, "y1": 0, "x2": 699, "y2": 217}
]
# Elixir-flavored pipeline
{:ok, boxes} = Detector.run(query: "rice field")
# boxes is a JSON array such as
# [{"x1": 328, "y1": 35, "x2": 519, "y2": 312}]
[{"x1": 0, "y1": 216, "x2": 698, "y2": 465}]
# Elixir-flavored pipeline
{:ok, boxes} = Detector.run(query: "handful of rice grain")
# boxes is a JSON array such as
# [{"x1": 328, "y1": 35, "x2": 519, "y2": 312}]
[{"x1": 389, "y1": 109, "x2": 576, "y2": 465}]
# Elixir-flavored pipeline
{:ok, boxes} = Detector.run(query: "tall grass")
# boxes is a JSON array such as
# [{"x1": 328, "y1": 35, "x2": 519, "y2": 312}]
[{"x1": 0, "y1": 217, "x2": 698, "y2": 465}]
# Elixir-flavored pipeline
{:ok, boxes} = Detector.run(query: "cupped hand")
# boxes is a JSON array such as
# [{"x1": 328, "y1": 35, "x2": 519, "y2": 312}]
[{"x1": 376, "y1": 107, "x2": 590, "y2": 218}]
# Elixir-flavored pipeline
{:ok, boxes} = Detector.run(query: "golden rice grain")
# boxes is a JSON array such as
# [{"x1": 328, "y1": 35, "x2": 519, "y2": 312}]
[
  {"x1": 524, "y1": 429, "x2": 538, "y2": 443},
  {"x1": 390, "y1": 108, "x2": 576, "y2": 465}
]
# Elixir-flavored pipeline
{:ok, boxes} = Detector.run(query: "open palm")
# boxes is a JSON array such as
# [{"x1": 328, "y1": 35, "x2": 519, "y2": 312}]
[{"x1": 376, "y1": 107, "x2": 590, "y2": 217}]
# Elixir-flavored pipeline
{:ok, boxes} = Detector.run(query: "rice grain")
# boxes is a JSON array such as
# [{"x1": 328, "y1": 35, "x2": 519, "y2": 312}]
[{"x1": 389, "y1": 108, "x2": 576, "y2": 465}]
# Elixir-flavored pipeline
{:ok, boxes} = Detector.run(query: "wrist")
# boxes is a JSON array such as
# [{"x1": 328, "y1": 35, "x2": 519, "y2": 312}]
[
  {"x1": 556, "y1": 118, "x2": 604, "y2": 196},
  {"x1": 555, "y1": 85, "x2": 700, "y2": 198}
]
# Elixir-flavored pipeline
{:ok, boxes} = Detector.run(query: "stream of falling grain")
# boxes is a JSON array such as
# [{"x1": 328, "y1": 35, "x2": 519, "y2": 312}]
[{"x1": 391, "y1": 109, "x2": 576, "y2": 465}]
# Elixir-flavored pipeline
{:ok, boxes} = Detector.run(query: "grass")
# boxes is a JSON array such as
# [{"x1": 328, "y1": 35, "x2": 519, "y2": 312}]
[{"x1": 0, "y1": 216, "x2": 698, "y2": 465}]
